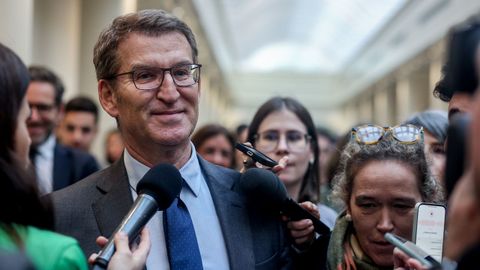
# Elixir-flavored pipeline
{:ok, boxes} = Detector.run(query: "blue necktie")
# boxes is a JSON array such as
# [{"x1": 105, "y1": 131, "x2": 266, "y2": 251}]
[{"x1": 164, "y1": 197, "x2": 203, "y2": 270}]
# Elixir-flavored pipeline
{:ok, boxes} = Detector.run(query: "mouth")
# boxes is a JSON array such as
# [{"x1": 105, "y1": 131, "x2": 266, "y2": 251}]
[
  {"x1": 151, "y1": 109, "x2": 184, "y2": 116},
  {"x1": 371, "y1": 240, "x2": 394, "y2": 251},
  {"x1": 27, "y1": 125, "x2": 45, "y2": 133},
  {"x1": 284, "y1": 162, "x2": 295, "y2": 168}
]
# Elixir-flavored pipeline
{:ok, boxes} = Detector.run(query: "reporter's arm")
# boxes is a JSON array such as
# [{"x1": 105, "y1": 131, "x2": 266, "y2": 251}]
[{"x1": 88, "y1": 228, "x2": 150, "y2": 270}]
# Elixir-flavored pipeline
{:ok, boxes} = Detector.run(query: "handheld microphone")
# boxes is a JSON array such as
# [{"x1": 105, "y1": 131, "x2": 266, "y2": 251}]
[
  {"x1": 238, "y1": 168, "x2": 331, "y2": 235},
  {"x1": 93, "y1": 164, "x2": 182, "y2": 269}
]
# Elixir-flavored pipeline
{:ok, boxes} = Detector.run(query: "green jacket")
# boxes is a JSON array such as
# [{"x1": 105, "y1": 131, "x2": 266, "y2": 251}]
[{"x1": 0, "y1": 223, "x2": 87, "y2": 270}]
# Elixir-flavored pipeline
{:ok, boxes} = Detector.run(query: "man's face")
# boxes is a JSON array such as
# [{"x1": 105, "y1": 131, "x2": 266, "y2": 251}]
[
  {"x1": 448, "y1": 92, "x2": 474, "y2": 120},
  {"x1": 99, "y1": 32, "x2": 200, "y2": 156},
  {"x1": 26, "y1": 81, "x2": 60, "y2": 146},
  {"x1": 58, "y1": 111, "x2": 97, "y2": 151}
]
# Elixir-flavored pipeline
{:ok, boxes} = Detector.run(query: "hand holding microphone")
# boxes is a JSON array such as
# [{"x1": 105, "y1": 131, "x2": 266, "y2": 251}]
[
  {"x1": 92, "y1": 164, "x2": 182, "y2": 269},
  {"x1": 238, "y1": 168, "x2": 331, "y2": 236},
  {"x1": 89, "y1": 229, "x2": 150, "y2": 270}
]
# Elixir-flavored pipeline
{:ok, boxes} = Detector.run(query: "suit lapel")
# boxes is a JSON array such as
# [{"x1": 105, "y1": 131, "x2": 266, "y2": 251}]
[
  {"x1": 92, "y1": 159, "x2": 134, "y2": 238},
  {"x1": 199, "y1": 158, "x2": 255, "y2": 270},
  {"x1": 52, "y1": 143, "x2": 71, "y2": 190}
]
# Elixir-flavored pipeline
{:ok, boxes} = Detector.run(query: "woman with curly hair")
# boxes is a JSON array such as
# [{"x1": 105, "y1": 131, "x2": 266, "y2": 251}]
[{"x1": 327, "y1": 124, "x2": 444, "y2": 270}]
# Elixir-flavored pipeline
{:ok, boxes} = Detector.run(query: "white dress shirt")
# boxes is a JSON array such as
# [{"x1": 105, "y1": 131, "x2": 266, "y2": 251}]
[
  {"x1": 124, "y1": 143, "x2": 230, "y2": 270},
  {"x1": 33, "y1": 134, "x2": 56, "y2": 195}
]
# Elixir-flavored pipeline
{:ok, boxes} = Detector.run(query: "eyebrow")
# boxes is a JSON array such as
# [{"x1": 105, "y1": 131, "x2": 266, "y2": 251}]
[
  {"x1": 355, "y1": 195, "x2": 417, "y2": 205},
  {"x1": 355, "y1": 195, "x2": 376, "y2": 204},
  {"x1": 130, "y1": 61, "x2": 194, "y2": 70},
  {"x1": 391, "y1": 198, "x2": 417, "y2": 205}
]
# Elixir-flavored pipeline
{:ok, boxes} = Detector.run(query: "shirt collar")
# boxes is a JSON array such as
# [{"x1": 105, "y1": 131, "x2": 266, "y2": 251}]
[
  {"x1": 124, "y1": 142, "x2": 201, "y2": 197},
  {"x1": 37, "y1": 134, "x2": 56, "y2": 159}
]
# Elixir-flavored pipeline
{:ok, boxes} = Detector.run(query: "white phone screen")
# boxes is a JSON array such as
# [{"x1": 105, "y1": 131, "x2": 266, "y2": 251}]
[{"x1": 413, "y1": 203, "x2": 446, "y2": 262}]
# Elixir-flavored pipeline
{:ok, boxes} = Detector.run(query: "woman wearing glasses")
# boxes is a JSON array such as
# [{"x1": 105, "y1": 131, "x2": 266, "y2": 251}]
[
  {"x1": 327, "y1": 124, "x2": 444, "y2": 270},
  {"x1": 246, "y1": 97, "x2": 338, "y2": 245}
]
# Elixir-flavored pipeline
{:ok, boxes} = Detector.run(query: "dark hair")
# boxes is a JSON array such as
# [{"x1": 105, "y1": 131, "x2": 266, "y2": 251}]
[
  {"x1": 236, "y1": 124, "x2": 248, "y2": 137},
  {"x1": 247, "y1": 97, "x2": 320, "y2": 203},
  {"x1": 332, "y1": 132, "x2": 443, "y2": 208},
  {"x1": 0, "y1": 43, "x2": 53, "y2": 230},
  {"x1": 94, "y1": 9, "x2": 198, "y2": 81},
  {"x1": 65, "y1": 96, "x2": 99, "y2": 123},
  {"x1": 404, "y1": 110, "x2": 448, "y2": 144},
  {"x1": 28, "y1": 66, "x2": 65, "y2": 106},
  {"x1": 325, "y1": 131, "x2": 351, "y2": 187},
  {"x1": 433, "y1": 65, "x2": 454, "y2": 102},
  {"x1": 316, "y1": 126, "x2": 337, "y2": 144},
  {"x1": 434, "y1": 17, "x2": 480, "y2": 101},
  {"x1": 192, "y1": 124, "x2": 236, "y2": 168}
]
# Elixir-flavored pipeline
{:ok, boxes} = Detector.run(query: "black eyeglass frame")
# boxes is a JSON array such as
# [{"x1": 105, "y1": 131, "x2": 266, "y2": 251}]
[
  {"x1": 253, "y1": 131, "x2": 312, "y2": 153},
  {"x1": 104, "y1": 63, "x2": 202, "y2": 90}
]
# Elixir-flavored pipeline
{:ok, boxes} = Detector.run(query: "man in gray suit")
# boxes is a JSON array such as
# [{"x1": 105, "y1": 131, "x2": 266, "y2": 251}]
[{"x1": 49, "y1": 9, "x2": 323, "y2": 269}]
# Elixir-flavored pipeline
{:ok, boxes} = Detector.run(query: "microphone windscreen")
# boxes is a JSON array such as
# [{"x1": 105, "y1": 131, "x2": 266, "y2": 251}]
[
  {"x1": 239, "y1": 168, "x2": 288, "y2": 210},
  {"x1": 136, "y1": 163, "x2": 182, "y2": 210}
]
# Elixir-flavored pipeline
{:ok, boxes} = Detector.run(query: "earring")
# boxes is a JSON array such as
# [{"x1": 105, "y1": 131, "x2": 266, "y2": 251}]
[{"x1": 345, "y1": 213, "x2": 352, "y2": 222}]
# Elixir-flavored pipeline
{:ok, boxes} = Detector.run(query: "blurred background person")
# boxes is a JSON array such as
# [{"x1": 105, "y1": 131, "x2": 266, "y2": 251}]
[
  {"x1": 0, "y1": 42, "x2": 88, "y2": 270},
  {"x1": 104, "y1": 128, "x2": 124, "y2": 166},
  {"x1": 315, "y1": 126, "x2": 338, "y2": 208},
  {"x1": 433, "y1": 64, "x2": 475, "y2": 121},
  {"x1": 403, "y1": 110, "x2": 448, "y2": 185},
  {"x1": 433, "y1": 15, "x2": 480, "y2": 121},
  {"x1": 26, "y1": 66, "x2": 99, "y2": 194},
  {"x1": 247, "y1": 97, "x2": 338, "y2": 229},
  {"x1": 329, "y1": 124, "x2": 443, "y2": 270},
  {"x1": 57, "y1": 96, "x2": 99, "y2": 153},
  {"x1": 234, "y1": 123, "x2": 249, "y2": 170},
  {"x1": 192, "y1": 123, "x2": 236, "y2": 168},
  {"x1": 394, "y1": 15, "x2": 480, "y2": 270}
]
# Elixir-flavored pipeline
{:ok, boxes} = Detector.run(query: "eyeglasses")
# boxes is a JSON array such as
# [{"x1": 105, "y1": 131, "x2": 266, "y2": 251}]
[
  {"x1": 351, "y1": 124, "x2": 423, "y2": 145},
  {"x1": 254, "y1": 130, "x2": 312, "y2": 153},
  {"x1": 107, "y1": 63, "x2": 202, "y2": 90},
  {"x1": 29, "y1": 103, "x2": 55, "y2": 114}
]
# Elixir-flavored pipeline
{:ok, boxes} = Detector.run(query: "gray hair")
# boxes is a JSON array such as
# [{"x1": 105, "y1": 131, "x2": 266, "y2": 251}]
[
  {"x1": 404, "y1": 110, "x2": 448, "y2": 144},
  {"x1": 331, "y1": 132, "x2": 444, "y2": 208},
  {"x1": 93, "y1": 9, "x2": 198, "y2": 81}
]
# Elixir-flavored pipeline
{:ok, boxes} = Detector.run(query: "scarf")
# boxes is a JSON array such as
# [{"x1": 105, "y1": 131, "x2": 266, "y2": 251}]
[{"x1": 327, "y1": 211, "x2": 392, "y2": 270}]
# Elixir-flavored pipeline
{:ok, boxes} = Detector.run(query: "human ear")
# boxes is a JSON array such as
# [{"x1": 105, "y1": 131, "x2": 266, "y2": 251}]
[{"x1": 98, "y1": 80, "x2": 119, "y2": 118}]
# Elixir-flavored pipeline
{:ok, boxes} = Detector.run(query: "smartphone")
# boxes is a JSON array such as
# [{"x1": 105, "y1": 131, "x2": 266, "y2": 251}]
[
  {"x1": 412, "y1": 203, "x2": 446, "y2": 262},
  {"x1": 384, "y1": 233, "x2": 440, "y2": 269},
  {"x1": 235, "y1": 143, "x2": 278, "y2": 168}
]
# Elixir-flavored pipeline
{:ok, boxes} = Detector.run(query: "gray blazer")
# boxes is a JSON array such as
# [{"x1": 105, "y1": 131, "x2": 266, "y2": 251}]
[{"x1": 48, "y1": 155, "x2": 296, "y2": 270}]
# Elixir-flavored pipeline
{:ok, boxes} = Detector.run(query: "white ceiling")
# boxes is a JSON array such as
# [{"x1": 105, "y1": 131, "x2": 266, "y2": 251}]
[{"x1": 193, "y1": 0, "x2": 480, "y2": 124}]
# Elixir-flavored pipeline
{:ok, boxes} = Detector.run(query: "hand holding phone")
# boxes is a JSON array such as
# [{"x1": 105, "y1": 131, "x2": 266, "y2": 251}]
[
  {"x1": 235, "y1": 143, "x2": 278, "y2": 168},
  {"x1": 412, "y1": 203, "x2": 446, "y2": 262},
  {"x1": 385, "y1": 233, "x2": 441, "y2": 269}
]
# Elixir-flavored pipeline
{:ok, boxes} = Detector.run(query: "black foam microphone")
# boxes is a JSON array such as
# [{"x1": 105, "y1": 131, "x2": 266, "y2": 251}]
[
  {"x1": 239, "y1": 168, "x2": 331, "y2": 235},
  {"x1": 93, "y1": 164, "x2": 182, "y2": 269}
]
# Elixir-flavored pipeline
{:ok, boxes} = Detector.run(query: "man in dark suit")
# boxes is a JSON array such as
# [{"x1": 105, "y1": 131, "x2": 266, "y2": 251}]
[
  {"x1": 49, "y1": 9, "x2": 324, "y2": 269},
  {"x1": 27, "y1": 66, "x2": 99, "y2": 194}
]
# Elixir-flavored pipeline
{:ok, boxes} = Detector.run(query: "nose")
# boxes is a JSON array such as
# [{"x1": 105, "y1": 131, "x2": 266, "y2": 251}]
[
  {"x1": 156, "y1": 72, "x2": 180, "y2": 103},
  {"x1": 275, "y1": 135, "x2": 289, "y2": 154},
  {"x1": 376, "y1": 208, "x2": 394, "y2": 233},
  {"x1": 212, "y1": 152, "x2": 226, "y2": 167},
  {"x1": 72, "y1": 128, "x2": 83, "y2": 142},
  {"x1": 28, "y1": 107, "x2": 41, "y2": 122}
]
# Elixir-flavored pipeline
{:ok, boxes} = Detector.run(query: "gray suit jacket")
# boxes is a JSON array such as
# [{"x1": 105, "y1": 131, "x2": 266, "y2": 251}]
[{"x1": 49, "y1": 155, "x2": 296, "y2": 269}]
